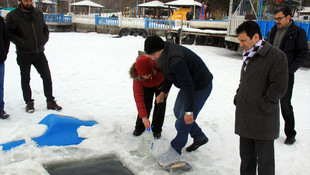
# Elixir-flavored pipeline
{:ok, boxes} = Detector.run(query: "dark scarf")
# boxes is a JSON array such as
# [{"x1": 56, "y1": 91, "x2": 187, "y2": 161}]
[{"x1": 242, "y1": 39, "x2": 266, "y2": 71}]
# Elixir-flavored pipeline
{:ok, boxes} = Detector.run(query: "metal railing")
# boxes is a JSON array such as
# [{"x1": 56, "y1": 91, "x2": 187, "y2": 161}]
[
  {"x1": 95, "y1": 16, "x2": 176, "y2": 30},
  {"x1": 148, "y1": 19, "x2": 176, "y2": 30},
  {"x1": 2, "y1": 10, "x2": 309, "y2": 41},
  {"x1": 72, "y1": 14, "x2": 95, "y2": 24},
  {"x1": 44, "y1": 14, "x2": 72, "y2": 23},
  {"x1": 96, "y1": 17, "x2": 119, "y2": 26}
]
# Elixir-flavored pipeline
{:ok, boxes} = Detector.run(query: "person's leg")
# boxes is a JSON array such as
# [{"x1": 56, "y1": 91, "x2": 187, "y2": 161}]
[
  {"x1": 240, "y1": 137, "x2": 257, "y2": 175},
  {"x1": 185, "y1": 83, "x2": 212, "y2": 152},
  {"x1": 151, "y1": 88, "x2": 166, "y2": 135},
  {"x1": 171, "y1": 83, "x2": 213, "y2": 154},
  {"x1": 134, "y1": 86, "x2": 154, "y2": 134},
  {"x1": 16, "y1": 54, "x2": 33, "y2": 103},
  {"x1": 0, "y1": 63, "x2": 4, "y2": 111},
  {"x1": 32, "y1": 53, "x2": 55, "y2": 102},
  {"x1": 189, "y1": 83, "x2": 212, "y2": 142},
  {"x1": 171, "y1": 89, "x2": 198, "y2": 154},
  {"x1": 280, "y1": 74, "x2": 296, "y2": 141},
  {"x1": 134, "y1": 114, "x2": 145, "y2": 135},
  {"x1": 256, "y1": 139, "x2": 275, "y2": 175}
]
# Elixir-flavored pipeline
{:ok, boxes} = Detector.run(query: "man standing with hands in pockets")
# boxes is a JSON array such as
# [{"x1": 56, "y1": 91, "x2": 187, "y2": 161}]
[
  {"x1": 267, "y1": 6, "x2": 309, "y2": 145},
  {"x1": 6, "y1": 0, "x2": 62, "y2": 113}
]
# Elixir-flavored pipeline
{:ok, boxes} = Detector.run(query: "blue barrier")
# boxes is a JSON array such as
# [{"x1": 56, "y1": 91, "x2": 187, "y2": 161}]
[
  {"x1": 145, "y1": 17, "x2": 149, "y2": 28},
  {"x1": 95, "y1": 16, "x2": 175, "y2": 30},
  {"x1": 44, "y1": 14, "x2": 72, "y2": 23},
  {"x1": 77, "y1": 15, "x2": 310, "y2": 41},
  {"x1": 95, "y1": 15, "x2": 119, "y2": 26},
  {"x1": 148, "y1": 19, "x2": 175, "y2": 30},
  {"x1": 257, "y1": 20, "x2": 310, "y2": 41}
]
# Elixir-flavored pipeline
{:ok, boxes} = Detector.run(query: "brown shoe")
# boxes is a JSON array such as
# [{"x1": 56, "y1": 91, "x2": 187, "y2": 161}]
[
  {"x1": 47, "y1": 101, "x2": 62, "y2": 111},
  {"x1": 26, "y1": 101, "x2": 35, "y2": 113}
]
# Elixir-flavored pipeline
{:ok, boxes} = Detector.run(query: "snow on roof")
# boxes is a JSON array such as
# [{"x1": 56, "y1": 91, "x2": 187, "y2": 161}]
[
  {"x1": 41, "y1": 0, "x2": 53, "y2": 4},
  {"x1": 300, "y1": 7, "x2": 310, "y2": 13},
  {"x1": 165, "y1": 0, "x2": 202, "y2": 7},
  {"x1": 138, "y1": 0, "x2": 167, "y2": 8},
  {"x1": 70, "y1": 0, "x2": 104, "y2": 8},
  {"x1": 41, "y1": 0, "x2": 72, "y2": 3}
]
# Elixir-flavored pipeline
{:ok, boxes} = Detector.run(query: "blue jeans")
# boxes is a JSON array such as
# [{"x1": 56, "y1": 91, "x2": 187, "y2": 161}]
[
  {"x1": 0, "y1": 63, "x2": 4, "y2": 111},
  {"x1": 171, "y1": 82, "x2": 212, "y2": 154}
]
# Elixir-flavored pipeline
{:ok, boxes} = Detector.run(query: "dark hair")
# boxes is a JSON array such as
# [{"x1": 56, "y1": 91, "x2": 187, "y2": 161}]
[
  {"x1": 236, "y1": 21, "x2": 262, "y2": 39},
  {"x1": 274, "y1": 6, "x2": 292, "y2": 17},
  {"x1": 144, "y1": 35, "x2": 165, "y2": 54}
]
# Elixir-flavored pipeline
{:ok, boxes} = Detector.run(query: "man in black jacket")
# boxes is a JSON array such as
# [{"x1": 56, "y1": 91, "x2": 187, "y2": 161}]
[
  {"x1": 6, "y1": 0, "x2": 62, "y2": 113},
  {"x1": 144, "y1": 35, "x2": 213, "y2": 157},
  {"x1": 0, "y1": 16, "x2": 10, "y2": 119},
  {"x1": 267, "y1": 6, "x2": 309, "y2": 145}
]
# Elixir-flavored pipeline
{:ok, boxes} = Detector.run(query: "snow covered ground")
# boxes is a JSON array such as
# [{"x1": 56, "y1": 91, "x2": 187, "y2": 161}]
[{"x1": 0, "y1": 32, "x2": 309, "y2": 175}]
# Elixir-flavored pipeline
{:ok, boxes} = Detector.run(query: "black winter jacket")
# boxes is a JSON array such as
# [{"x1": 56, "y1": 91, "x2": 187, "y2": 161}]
[
  {"x1": 267, "y1": 20, "x2": 309, "y2": 74},
  {"x1": 6, "y1": 5, "x2": 49, "y2": 54},
  {"x1": 159, "y1": 42, "x2": 213, "y2": 112},
  {"x1": 0, "y1": 16, "x2": 10, "y2": 63}
]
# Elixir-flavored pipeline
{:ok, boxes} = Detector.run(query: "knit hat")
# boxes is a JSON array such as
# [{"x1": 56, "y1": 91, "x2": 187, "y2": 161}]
[
  {"x1": 135, "y1": 55, "x2": 154, "y2": 75},
  {"x1": 144, "y1": 35, "x2": 165, "y2": 54}
]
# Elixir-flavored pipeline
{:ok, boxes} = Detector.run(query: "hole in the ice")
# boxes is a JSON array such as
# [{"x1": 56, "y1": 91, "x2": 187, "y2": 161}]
[{"x1": 44, "y1": 155, "x2": 133, "y2": 175}]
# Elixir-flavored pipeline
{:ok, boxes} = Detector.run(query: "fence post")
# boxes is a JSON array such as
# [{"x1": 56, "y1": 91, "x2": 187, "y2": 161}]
[
  {"x1": 61, "y1": 13, "x2": 64, "y2": 23},
  {"x1": 119, "y1": 16, "x2": 122, "y2": 27},
  {"x1": 179, "y1": 14, "x2": 184, "y2": 44},
  {"x1": 95, "y1": 15, "x2": 99, "y2": 25},
  {"x1": 145, "y1": 17, "x2": 149, "y2": 29}
]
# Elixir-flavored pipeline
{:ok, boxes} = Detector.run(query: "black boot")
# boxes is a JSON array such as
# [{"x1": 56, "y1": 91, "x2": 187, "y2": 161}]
[
  {"x1": 0, "y1": 110, "x2": 9, "y2": 119},
  {"x1": 153, "y1": 132, "x2": 161, "y2": 139},
  {"x1": 186, "y1": 137, "x2": 209, "y2": 152},
  {"x1": 284, "y1": 136, "x2": 296, "y2": 145},
  {"x1": 133, "y1": 129, "x2": 144, "y2": 136}
]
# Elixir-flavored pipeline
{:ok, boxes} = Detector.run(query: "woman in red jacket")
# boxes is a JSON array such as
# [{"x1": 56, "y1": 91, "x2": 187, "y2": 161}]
[{"x1": 129, "y1": 54, "x2": 166, "y2": 139}]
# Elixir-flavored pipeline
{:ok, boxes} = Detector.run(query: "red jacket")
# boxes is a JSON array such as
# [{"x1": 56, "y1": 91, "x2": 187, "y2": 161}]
[{"x1": 130, "y1": 60, "x2": 164, "y2": 118}]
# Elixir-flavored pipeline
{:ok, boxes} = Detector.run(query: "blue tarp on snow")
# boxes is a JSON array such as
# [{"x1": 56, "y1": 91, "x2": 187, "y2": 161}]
[{"x1": 0, "y1": 114, "x2": 97, "y2": 151}]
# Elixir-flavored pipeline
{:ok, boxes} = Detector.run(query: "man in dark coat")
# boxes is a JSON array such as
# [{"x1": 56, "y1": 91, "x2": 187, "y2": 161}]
[
  {"x1": 235, "y1": 21, "x2": 288, "y2": 175},
  {"x1": 186, "y1": 7, "x2": 193, "y2": 21},
  {"x1": 6, "y1": 0, "x2": 62, "y2": 113},
  {"x1": 144, "y1": 35, "x2": 213, "y2": 156},
  {"x1": 267, "y1": 6, "x2": 309, "y2": 145},
  {"x1": 0, "y1": 16, "x2": 10, "y2": 119}
]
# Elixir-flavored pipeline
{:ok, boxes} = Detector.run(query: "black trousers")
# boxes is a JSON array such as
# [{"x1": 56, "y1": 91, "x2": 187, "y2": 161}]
[
  {"x1": 135, "y1": 86, "x2": 166, "y2": 134},
  {"x1": 280, "y1": 74, "x2": 296, "y2": 138},
  {"x1": 17, "y1": 53, "x2": 55, "y2": 103},
  {"x1": 240, "y1": 137, "x2": 275, "y2": 175}
]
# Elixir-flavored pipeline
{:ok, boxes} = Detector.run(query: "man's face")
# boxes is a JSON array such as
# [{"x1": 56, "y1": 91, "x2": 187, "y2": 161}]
[
  {"x1": 20, "y1": 0, "x2": 33, "y2": 11},
  {"x1": 275, "y1": 11, "x2": 290, "y2": 29},
  {"x1": 237, "y1": 32, "x2": 257, "y2": 51},
  {"x1": 148, "y1": 49, "x2": 163, "y2": 61}
]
